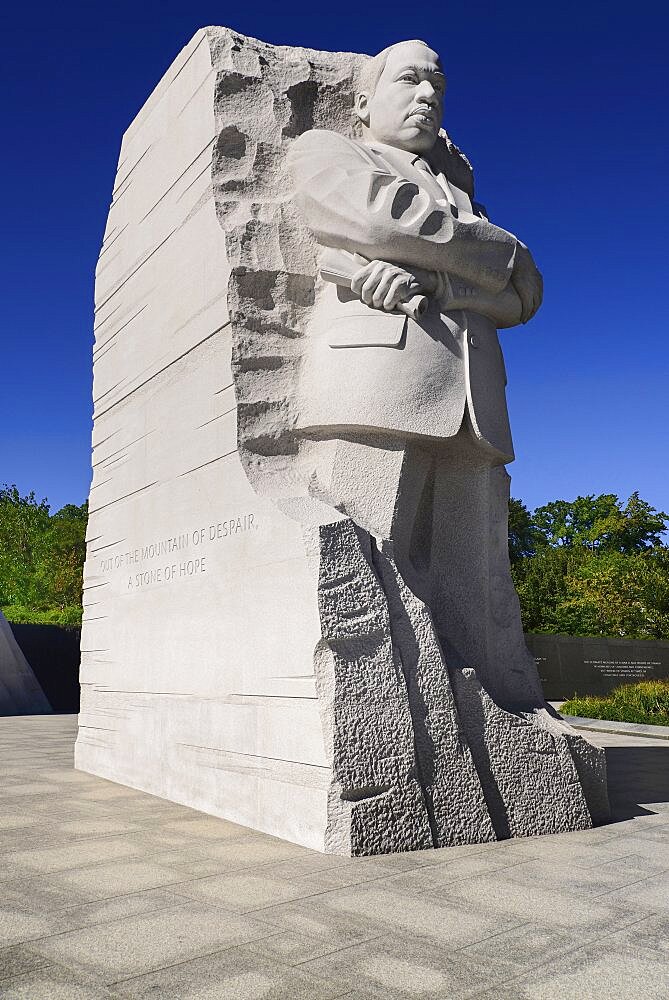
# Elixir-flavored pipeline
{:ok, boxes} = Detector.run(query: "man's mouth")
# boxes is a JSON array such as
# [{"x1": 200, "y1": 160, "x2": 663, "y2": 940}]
[{"x1": 407, "y1": 108, "x2": 436, "y2": 127}]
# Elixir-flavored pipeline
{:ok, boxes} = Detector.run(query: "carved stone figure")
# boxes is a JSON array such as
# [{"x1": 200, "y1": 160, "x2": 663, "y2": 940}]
[
  {"x1": 287, "y1": 40, "x2": 542, "y2": 709},
  {"x1": 279, "y1": 39, "x2": 610, "y2": 851}
]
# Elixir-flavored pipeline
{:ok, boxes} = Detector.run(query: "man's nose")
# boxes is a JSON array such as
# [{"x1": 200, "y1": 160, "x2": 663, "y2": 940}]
[{"x1": 415, "y1": 80, "x2": 438, "y2": 106}]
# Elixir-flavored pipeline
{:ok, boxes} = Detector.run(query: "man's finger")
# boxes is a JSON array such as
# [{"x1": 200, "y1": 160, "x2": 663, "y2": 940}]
[
  {"x1": 371, "y1": 269, "x2": 397, "y2": 309},
  {"x1": 383, "y1": 273, "x2": 409, "y2": 311},
  {"x1": 350, "y1": 263, "x2": 375, "y2": 296},
  {"x1": 360, "y1": 263, "x2": 387, "y2": 305}
]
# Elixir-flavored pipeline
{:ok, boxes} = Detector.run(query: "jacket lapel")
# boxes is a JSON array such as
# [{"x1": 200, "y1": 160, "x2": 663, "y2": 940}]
[
  {"x1": 367, "y1": 142, "x2": 474, "y2": 214},
  {"x1": 367, "y1": 143, "x2": 450, "y2": 204}
]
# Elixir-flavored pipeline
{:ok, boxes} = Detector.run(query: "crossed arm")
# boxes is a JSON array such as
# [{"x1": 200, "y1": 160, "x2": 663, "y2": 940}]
[
  {"x1": 349, "y1": 258, "x2": 528, "y2": 328},
  {"x1": 288, "y1": 129, "x2": 543, "y2": 326}
]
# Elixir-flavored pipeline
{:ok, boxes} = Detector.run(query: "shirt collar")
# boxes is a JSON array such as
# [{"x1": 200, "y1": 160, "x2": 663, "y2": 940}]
[{"x1": 364, "y1": 140, "x2": 430, "y2": 169}]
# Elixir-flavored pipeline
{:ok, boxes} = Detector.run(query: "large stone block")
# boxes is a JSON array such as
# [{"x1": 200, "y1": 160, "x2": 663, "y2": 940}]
[{"x1": 76, "y1": 27, "x2": 346, "y2": 850}]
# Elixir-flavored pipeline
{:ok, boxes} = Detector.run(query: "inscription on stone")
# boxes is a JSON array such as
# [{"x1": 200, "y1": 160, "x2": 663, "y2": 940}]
[
  {"x1": 98, "y1": 513, "x2": 257, "y2": 591},
  {"x1": 525, "y1": 633, "x2": 669, "y2": 699},
  {"x1": 585, "y1": 658, "x2": 662, "y2": 680}
]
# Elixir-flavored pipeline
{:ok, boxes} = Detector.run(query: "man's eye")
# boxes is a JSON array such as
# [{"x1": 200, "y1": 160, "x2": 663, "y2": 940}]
[{"x1": 398, "y1": 75, "x2": 417, "y2": 83}]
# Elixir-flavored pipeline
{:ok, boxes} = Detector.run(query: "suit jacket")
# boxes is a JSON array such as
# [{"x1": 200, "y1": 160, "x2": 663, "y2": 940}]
[{"x1": 288, "y1": 129, "x2": 519, "y2": 463}]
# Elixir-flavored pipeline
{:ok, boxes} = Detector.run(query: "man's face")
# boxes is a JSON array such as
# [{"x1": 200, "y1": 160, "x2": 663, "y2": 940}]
[{"x1": 359, "y1": 42, "x2": 445, "y2": 154}]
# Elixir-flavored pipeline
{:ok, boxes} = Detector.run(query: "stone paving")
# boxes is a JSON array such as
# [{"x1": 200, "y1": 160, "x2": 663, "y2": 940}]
[{"x1": 0, "y1": 716, "x2": 667, "y2": 999}]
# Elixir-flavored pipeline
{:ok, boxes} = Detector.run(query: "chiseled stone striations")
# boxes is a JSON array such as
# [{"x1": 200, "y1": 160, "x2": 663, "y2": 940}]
[{"x1": 76, "y1": 28, "x2": 338, "y2": 853}]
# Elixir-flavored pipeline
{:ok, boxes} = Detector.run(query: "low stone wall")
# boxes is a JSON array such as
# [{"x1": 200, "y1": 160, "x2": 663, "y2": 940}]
[
  {"x1": 9, "y1": 624, "x2": 668, "y2": 716},
  {"x1": 526, "y1": 633, "x2": 669, "y2": 700},
  {"x1": 9, "y1": 624, "x2": 81, "y2": 713}
]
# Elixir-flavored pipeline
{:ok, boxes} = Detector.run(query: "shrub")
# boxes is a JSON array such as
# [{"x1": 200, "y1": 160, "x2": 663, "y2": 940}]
[
  {"x1": 2, "y1": 604, "x2": 82, "y2": 627},
  {"x1": 561, "y1": 680, "x2": 669, "y2": 727}
]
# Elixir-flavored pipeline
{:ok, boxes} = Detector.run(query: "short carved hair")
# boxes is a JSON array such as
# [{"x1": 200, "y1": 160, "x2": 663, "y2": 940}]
[{"x1": 356, "y1": 40, "x2": 434, "y2": 100}]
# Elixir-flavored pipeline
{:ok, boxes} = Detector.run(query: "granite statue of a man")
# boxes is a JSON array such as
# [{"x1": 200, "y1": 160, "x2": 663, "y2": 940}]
[
  {"x1": 287, "y1": 40, "x2": 545, "y2": 709},
  {"x1": 280, "y1": 39, "x2": 608, "y2": 852}
]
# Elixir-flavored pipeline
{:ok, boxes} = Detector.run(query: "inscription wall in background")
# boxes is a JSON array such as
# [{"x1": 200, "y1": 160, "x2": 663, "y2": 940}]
[{"x1": 525, "y1": 633, "x2": 669, "y2": 700}]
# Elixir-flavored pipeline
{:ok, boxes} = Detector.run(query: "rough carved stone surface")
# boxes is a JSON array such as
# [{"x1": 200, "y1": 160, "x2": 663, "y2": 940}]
[
  {"x1": 214, "y1": 32, "x2": 364, "y2": 500},
  {"x1": 76, "y1": 26, "x2": 609, "y2": 855},
  {"x1": 316, "y1": 520, "x2": 433, "y2": 855},
  {"x1": 451, "y1": 668, "x2": 592, "y2": 838},
  {"x1": 373, "y1": 542, "x2": 496, "y2": 848}
]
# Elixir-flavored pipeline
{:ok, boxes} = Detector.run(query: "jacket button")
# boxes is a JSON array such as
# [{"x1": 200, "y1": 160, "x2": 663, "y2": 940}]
[{"x1": 469, "y1": 334, "x2": 479, "y2": 348}]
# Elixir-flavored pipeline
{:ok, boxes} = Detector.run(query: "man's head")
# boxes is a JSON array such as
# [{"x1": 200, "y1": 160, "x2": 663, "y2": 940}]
[{"x1": 355, "y1": 40, "x2": 445, "y2": 154}]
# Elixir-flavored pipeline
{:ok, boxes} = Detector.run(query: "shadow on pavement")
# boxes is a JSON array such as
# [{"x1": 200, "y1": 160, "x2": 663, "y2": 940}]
[
  {"x1": 605, "y1": 745, "x2": 669, "y2": 821},
  {"x1": 9, "y1": 622, "x2": 80, "y2": 713}
]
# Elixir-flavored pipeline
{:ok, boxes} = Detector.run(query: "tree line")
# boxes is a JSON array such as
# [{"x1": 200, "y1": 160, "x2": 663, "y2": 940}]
[
  {"x1": 1, "y1": 483, "x2": 668, "y2": 637},
  {"x1": 510, "y1": 492, "x2": 669, "y2": 639},
  {"x1": 0, "y1": 485, "x2": 86, "y2": 625}
]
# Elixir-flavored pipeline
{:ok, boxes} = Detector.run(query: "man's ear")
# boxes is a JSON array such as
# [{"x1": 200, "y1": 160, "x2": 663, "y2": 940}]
[{"x1": 355, "y1": 92, "x2": 370, "y2": 126}]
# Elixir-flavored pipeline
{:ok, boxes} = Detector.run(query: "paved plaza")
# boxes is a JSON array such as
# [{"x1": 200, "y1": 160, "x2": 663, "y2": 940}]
[{"x1": 0, "y1": 715, "x2": 667, "y2": 999}]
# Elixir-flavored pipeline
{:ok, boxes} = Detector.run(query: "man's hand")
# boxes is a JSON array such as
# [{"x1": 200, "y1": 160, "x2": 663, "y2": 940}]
[
  {"x1": 510, "y1": 244, "x2": 543, "y2": 324},
  {"x1": 350, "y1": 260, "x2": 426, "y2": 312}
]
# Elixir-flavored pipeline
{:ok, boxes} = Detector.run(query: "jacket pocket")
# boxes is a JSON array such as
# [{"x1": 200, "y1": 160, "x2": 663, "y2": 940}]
[{"x1": 327, "y1": 312, "x2": 407, "y2": 348}]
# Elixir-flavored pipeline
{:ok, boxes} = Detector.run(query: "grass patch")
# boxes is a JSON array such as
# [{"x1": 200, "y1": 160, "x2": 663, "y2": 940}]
[{"x1": 561, "y1": 680, "x2": 669, "y2": 727}]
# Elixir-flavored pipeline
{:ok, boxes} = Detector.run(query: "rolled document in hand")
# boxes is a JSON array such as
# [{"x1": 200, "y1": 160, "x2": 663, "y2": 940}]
[{"x1": 319, "y1": 248, "x2": 429, "y2": 321}]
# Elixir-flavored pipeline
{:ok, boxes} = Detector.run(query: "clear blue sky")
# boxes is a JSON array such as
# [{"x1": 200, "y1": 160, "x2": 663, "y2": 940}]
[{"x1": 2, "y1": 1, "x2": 667, "y2": 516}]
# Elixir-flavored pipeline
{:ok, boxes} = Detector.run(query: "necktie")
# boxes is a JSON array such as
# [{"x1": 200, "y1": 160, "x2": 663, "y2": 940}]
[
  {"x1": 414, "y1": 157, "x2": 458, "y2": 209},
  {"x1": 412, "y1": 156, "x2": 456, "y2": 308}
]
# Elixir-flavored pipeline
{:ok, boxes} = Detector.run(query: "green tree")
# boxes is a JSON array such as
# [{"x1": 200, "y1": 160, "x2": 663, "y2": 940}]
[
  {"x1": 34, "y1": 502, "x2": 88, "y2": 610},
  {"x1": 0, "y1": 485, "x2": 87, "y2": 623},
  {"x1": 606, "y1": 492, "x2": 668, "y2": 553},
  {"x1": 511, "y1": 492, "x2": 669, "y2": 639},
  {"x1": 0, "y1": 484, "x2": 50, "y2": 607},
  {"x1": 532, "y1": 493, "x2": 667, "y2": 553},
  {"x1": 512, "y1": 545, "x2": 586, "y2": 633},
  {"x1": 508, "y1": 497, "x2": 539, "y2": 563},
  {"x1": 555, "y1": 548, "x2": 669, "y2": 639}
]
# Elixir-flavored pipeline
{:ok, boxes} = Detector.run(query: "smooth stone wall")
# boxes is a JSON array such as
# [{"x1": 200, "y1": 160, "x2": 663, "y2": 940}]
[{"x1": 75, "y1": 28, "x2": 349, "y2": 851}]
